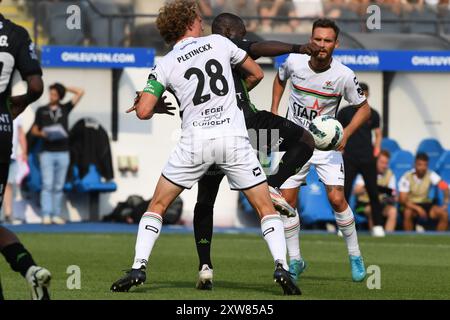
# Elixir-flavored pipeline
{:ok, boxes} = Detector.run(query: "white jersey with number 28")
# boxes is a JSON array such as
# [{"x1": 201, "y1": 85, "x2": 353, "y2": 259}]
[
  {"x1": 278, "y1": 54, "x2": 366, "y2": 129},
  {"x1": 149, "y1": 34, "x2": 248, "y2": 139}
]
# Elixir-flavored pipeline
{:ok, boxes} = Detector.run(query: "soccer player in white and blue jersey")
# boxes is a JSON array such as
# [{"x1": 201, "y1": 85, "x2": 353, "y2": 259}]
[{"x1": 271, "y1": 19, "x2": 371, "y2": 282}]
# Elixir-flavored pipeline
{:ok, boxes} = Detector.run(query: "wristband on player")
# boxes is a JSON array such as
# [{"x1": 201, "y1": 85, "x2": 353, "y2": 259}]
[{"x1": 143, "y1": 79, "x2": 165, "y2": 98}]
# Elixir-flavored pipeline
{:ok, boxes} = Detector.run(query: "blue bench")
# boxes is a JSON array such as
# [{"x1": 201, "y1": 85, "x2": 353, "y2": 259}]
[{"x1": 25, "y1": 158, "x2": 117, "y2": 221}]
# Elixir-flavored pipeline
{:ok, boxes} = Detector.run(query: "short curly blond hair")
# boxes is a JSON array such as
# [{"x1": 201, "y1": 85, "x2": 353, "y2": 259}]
[{"x1": 156, "y1": 0, "x2": 199, "y2": 44}]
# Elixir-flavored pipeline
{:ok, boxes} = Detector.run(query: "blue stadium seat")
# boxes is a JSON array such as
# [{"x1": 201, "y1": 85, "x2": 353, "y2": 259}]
[
  {"x1": 381, "y1": 138, "x2": 401, "y2": 155},
  {"x1": 299, "y1": 181, "x2": 334, "y2": 225},
  {"x1": 74, "y1": 164, "x2": 117, "y2": 193},
  {"x1": 417, "y1": 138, "x2": 444, "y2": 170},
  {"x1": 390, "y1": 150, "x2": 414, "y2": 182},
  {"x1": 435, "y1": 150, "x2": 450, "y2": 173}
]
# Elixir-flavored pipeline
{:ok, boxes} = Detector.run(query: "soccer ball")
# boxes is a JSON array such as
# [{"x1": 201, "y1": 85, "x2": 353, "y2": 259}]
[{"x1": 309, "y1": 115, "x2": 344, "y2": 151}]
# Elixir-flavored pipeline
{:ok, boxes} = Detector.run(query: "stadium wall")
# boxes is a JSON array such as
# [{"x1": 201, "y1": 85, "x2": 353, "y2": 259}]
[{"x1": 11, "y1": 67, "x2": 450, "y2": 226}]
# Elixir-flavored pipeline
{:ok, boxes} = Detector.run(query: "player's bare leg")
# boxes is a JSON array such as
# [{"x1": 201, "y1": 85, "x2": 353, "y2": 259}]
[
  {"x1": 111, "y1": 175, "x2": 184, "y2": 292},
  {"x1": 243, "y1": 182, "x2": 301, "y2": 295},
  {"x1": 325, "y1": 185, "x2": 366, "y2": 282}
]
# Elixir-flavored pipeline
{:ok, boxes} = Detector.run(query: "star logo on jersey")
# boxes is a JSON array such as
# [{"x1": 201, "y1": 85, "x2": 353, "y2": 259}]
[{"x1": 306, "y1": 99, "x2": 325, "y2": 115}]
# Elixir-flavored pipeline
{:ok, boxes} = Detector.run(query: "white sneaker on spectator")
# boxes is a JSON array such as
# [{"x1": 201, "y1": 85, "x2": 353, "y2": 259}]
[
  {"x1": 42, "y1": 216, "x2": 52, "y2": 225},
  {"x1": 371, "y1": 225, "x2": 386, "y2": 237},
  {"x1": 51, "y1": 216, "x2": 66, "y2": 225},
  {"x1": 415, "y1": 224, "x2": 425, "y2": 233},
  {"x1": 11, "y1": 219, "x2": 23, "y2": 225}
]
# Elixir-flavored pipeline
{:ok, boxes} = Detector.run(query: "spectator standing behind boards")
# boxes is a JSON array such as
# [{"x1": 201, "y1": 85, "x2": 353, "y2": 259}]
[
  {"x1": 353, "y1": 150, "x2": 398, "y2": 232},
  {"x1": 31, "y1": 83, "x2": 84, "y2": 225},
  {"x1": 1, "y1": 114, "x2": 27, "y2": 225},
  {"x1": 399, "y1": 153, "x2": 449, "y2": 231}
]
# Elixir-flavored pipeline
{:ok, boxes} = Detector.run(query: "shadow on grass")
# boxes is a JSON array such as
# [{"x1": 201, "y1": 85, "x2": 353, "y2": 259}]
[{"x1": 125, "y1": 279, "x2": 300, "y2": 297}]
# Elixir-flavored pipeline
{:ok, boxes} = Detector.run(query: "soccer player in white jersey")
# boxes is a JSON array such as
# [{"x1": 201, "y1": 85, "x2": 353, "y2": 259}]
[
  {"x1": 110, "y1": 0, "x2": 301, "y2": 295},
  {"x1": 271, "y1": 19, "x2": 371, "y2": 282}
]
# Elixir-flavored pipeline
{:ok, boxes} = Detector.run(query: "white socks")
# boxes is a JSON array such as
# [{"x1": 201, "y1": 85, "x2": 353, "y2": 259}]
[
  {"x1": 281, "y1": 211, "x2": 301, "y2": 261},
  {"x1": 261, "y1": 214, "x2": 288, "y2": 270},
  {"x1": 334, "y1": 206, "x2": 361, "y2": 257},
  {"x1": 132, "y1": 212, "x2": 163, "y2": 269}
]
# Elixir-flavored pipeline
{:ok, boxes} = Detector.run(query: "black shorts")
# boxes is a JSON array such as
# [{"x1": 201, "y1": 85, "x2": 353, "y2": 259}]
[
  {"x1": 416, "y1": 202, "x2": 435, "y2": 217},
  {"x1": 0, "y1": 162, "x2": 10, "y2": 209},
  {"x1": 245, "y1": 110, "x2": 306, "y2": 154},
  {"x1": 0, "y1": 108, "x2": 13, "y2": 162}
]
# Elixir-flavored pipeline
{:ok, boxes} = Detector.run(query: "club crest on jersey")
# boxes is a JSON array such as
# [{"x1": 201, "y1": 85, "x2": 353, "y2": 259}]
[
  {"x1": 322, "y1": 80, "x2": 335, "y2": 91},
  {"x1": 0, "y1": 35, "x2": 9, "y2": 47}
]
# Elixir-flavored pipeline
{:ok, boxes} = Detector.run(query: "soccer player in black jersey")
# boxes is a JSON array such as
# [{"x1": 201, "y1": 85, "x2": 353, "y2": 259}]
[
  {"x1": 192, "y1": 13, "x2": 320, "y2": 289},
  {"x1": 0, "y1": 10, "x2": 51, "y2": 300}
]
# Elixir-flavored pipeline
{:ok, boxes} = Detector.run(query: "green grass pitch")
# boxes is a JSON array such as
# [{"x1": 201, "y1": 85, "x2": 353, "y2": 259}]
[{"x1": 1, "y1": 232, "x2": 450, "y2": 300}]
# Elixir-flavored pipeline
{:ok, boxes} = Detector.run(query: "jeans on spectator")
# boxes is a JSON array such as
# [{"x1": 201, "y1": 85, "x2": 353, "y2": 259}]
[{"x1": 40, "y1": 151, "x2": 70, "y2": 218}]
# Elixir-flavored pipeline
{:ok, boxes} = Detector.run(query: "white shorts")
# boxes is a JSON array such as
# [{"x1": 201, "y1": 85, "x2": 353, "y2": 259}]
[
  {"x1": 7, "y1": 160, "x2": 17, "y2": 185},
  {"x1": 162, "y1": 136, "x2": 267, "y2": 190},
  {"x1": 280, "y1": 149, "x2": 345, "y2": 189}
]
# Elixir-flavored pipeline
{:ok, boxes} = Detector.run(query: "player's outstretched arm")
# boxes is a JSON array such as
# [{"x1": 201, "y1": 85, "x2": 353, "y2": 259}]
[
  {"x1": 9, "y1": 75, "x2": 43, "y2": 119},
  {"x1": 271, "y1": 72, "x2": 286, "y2": 115},
  {"x1": 249, "y1": 41, "x2": 321, "y2": 59},
  {"x1": 337, "y1": 102, "x2": 371, "y2": 151},
  {"x1": 238, "y1": 56, "x2": 264, "y2": 91},
  {"x1": 127, "y1": 92, "x2": 159, "y2": 120},
  {"x1": 133, "y1": 92, "x2": 176, "y2": 116}
]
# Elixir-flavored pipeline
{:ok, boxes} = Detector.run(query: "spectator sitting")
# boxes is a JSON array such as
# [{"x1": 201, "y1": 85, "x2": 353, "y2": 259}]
[
  {"x1": 31, "y1": 83, "x2": 84, "y2": 225},
  {"x1": 325, "y1": 0, "x2": 348, "y2": 19},
  {"x1": 399, "y1": 153, "x2": 449, "y2": 231},
  {"x1": 224, "y1": 0, "x2": 259, "y2": 32},
  {"x1": 259, "y1": 0, "x2": 293, "y2": 32},
  {"x1": 289, "y1": 0, "x2": 324, "y2": 33},
  {"x1": 353, "y1": 150, "x2": 398, "y2": 232}
]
